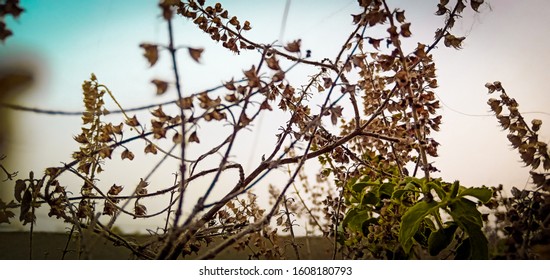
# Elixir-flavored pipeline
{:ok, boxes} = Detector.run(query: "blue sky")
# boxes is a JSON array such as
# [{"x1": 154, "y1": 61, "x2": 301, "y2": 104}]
[{"x1": 1, "y1": 0, "x2": 549, "y2": 233}]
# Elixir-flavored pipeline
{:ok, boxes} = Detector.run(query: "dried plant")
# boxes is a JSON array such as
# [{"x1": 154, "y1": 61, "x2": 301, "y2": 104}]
[{"x1": 1, "y1": 0, "x2": 548, "y2": 260}]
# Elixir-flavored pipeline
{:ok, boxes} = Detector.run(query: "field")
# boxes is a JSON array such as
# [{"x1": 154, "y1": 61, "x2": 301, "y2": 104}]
[{"x1": 0, "y1": 232, "x2": 333, "y2": 260}]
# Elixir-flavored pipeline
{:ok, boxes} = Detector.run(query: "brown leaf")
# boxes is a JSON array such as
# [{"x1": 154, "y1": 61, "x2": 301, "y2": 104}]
[
  {"x1": 470, "y1": 0, "x2": 484, "y2": 12},
  {"x1": 323, "y1": 77, "x2": 333, "y2": 89},
  {"x1": 330, "y1": 106, "x2": 343, "y2": 126},
  {"x1": 395, "y1": 10, "x2": 406, "y2": 23},
  {"x1": 243, "y1": 20, "x2": 252, "y2": 31},
  {"x1": 284, "y1": 39, "x2": 301, "y2": 53},
  {"x1": 266, "y1": 55, "x2": 280, "y2": 70},
  {"x1": 139, "y1": 43, "x2": 159, "y2": 67},
  {"x1": 125, "y1": 115, "x2": 140, "y2": 127},
  {"x1": 151, "y1": 79, "x2": 169, "y2": 95},
  {"x1": 136, "y1": 178, "x2": 149, "y2": 195},
  {"x1": 188, "y1": 131, "x2": 200, "y2": 143},
  {"x1": 224, "y1": 79, "x2": 237, "y2": 90},
  {"x1": 260, "y1": 100, "x2": 272, "y2": 111},
  {"x1": 172, "y1": 132, "x2": 183, "y2": 144},
  {"x1": 177, "y1": 97, "x2": 194, "y2": 109},
  {"x1": 19, "y1": 189, "x2": 32, "y2": 222},
  {"x1": 14, "y1": 180, "x2": 26, "y2": 203},
  {"x1": 144, "y1": 143, "x2": 158, "y2": 155},
  {"x1": 531, "y1": 119, "x2": 542, "y2": 132},
  {"x1": 108, "y1": 184, "x2": 124, "y2": 196},
  {"x1": 0, "y1": 22, "x2": 13, "y2": 43},
  {"x1": 368, "y1": 37, "x2": 383, "y2": 50},
  {"x1": 400, "y1": 23, "x2": 412, "y2": 37},
  {"x1": 134, "y1": 204, "x2": 147, "y2": 217},
  {"x1": 188, "y1": 47, "x2": 204, "y2": 63},
  {"x1": 121, "y1": 149, "x2": 135, "y2": 160}
]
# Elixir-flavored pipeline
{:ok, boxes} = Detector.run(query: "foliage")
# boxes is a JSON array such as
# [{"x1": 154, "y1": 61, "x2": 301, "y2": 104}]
[{"x1": 0, "y1": 0, "x2": 548, "y2": 260}]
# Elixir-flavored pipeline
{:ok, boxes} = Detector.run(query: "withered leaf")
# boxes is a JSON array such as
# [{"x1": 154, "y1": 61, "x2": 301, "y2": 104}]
[
  {"x1": 139, "y1": 43, "x2": 159, "y2": 67},
  {"x1": 272, "y1": 71, "x2": 285, "y2": 82},
  {"x1": 14, "y1": 180, "x2": 26, "y2": 203},
  {"x1": 172, "y1": 132, "x2": 183, "y2": 144},
  {"x1": 151, "y1": 106, "x2": 167, "y2": 118},
  {"x1": 368, "y1": 37, "x2": 383, "y2": 50},
  {"x1": 284, "y1": 39, "x2": 301, "y2": 53},
  {"x1": 125, "y1": 115, "x2": 140, "y2": 127},
  {"x1": 400, "y1": 23, "x2": 412, "y2": 37},
  {"x1": 20, "y1": 189, "x2": 32, "y2": 222},
  {"x1": 470, "y1": 0, "x2": 484, "y2": 12},
  {"x1": 531, "y1": 119, "x2": 542, "y2": 132},
  {"x1": 188, "y1": 47, "x2": 204, "y2": 63},
  {"x1": 0, "y1": 22, "x2": 13, "y2": 43},
  {"x1": 266, "y1": 55, "x2": 280, "y2": 70},
  {"x1": 224, "y1": 79, "x2": 237, "y2": 90},
  {"x1": 444, "y1": 34, "x2": 465, "y2": 49},
  {"x1": 330, "y1": 106, "x2": 343, "y2": 126},
  {"x1": 177, "y1": 96, "x2": 194, "y2": 109},
  {"x1": 260, "y1": 100, "x2": 272, "y2": 111},
  {"x1": 189, "y1": 131, "x2": 200, "y2": 143},
  {"x1": 99, "y1": 146, "x2": 113, "y2": 159},
  {"x1": 395, "y1": 10, "x2": 406, "y2": 23},
  {"x1": 108, "y1": 184, "x2": 124, "y2": 196},
  {"x1": 323, "y1": 77, "x2": 333, "y2": 89},
  {"x1": 134, "y1": 204, "x2": 147, "y2": 217},
  {"x1": 456, "y1": 0, "x2": 466, "y2": 13},
  {"x1": 151, "y1": 79, "x2": 169, "y2": 95},
  {"x1": 121, "y1": 149, "x2": 135, "y2": 160},
  {"x1": 243, "y1": 20, "x2": 252, "y2": 30},
  {"x1": 435, "y1": 4, "x2": 447, "y2": 16},
  {"x1": 136, "y1": 178, "x2": 149, "y2": 195},
  {"x1": 144, "y1": 143, "x2": 158, "y2": 155}
]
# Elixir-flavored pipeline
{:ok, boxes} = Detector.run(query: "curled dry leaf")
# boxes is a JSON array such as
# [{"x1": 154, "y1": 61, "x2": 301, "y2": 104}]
[
  {"x1": 108, "y1": 184, "x2": 124, "y2": 196},
  {"x1": 136, "y1": 178, "x2": 149, "y2": 195},
  {"x1": 284, "y1": 39, "x2": 301, "y2": 53},
  {"x1": 172, "y1": 132, "x2": 183, "y2": 144},
  {"x1": 189, "y1": 131, "x2": 200, "y2": 143},
  {"x1": 224, "y1": 78, "x2": 237, "y2": 90},
  {"x1": 470, "y1": 0, "x2": 484, "y2": 12},
  {"x1": 139, "y1": 43, "x2": 159, "y2": 67},
  {"x1": 144, "y1": 143, "x2": 158, "y2": 155},
  {"x1": 400, "y1": 23, "x2": 412, "y2": 37},
  {"x1": 134, "y1": 204, "x2": 147, "y2": 218},
  {"x1": 151, "y1": 79, "x2": 169, "y2": 95},
  {"x1": 121, "y1": 149, "x2": 135, "y2": 160},
  {"x1": 125, "y1": 115, "x2": 140, "y2": 127},
  {"x1": 188, "y1": 47, "x2": 204, "y2": 63},
  {"x1": 395, "y1": 10, "x2": 406, "y2": 23},
  {"x1": 266, "y1": 55, "x2": 280, "y2": 70},
  {"x1": 177, "y1": 96, "x2": 194, "y2": 109}
]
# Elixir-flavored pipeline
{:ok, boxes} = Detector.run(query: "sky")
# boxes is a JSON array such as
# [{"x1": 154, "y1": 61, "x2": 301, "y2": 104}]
[{"x1": 1, "y1": 0, "x2": 549, "y2": 233}]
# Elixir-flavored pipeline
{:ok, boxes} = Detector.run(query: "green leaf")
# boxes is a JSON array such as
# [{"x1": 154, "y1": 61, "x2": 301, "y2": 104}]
[
  {"x1": 455, "y1": 238, "x2": 471, "y2": 260},
  {"x1": 343, "y1": 209, "x2": 371, "y2": 232},
  {"x1": 449, "y1": 197, "x2": 483, "y2": 227},
  {"x1": 459, "y1": 220, "x2": 489, "y2": 259},
  {"x1": 378, "y1": 182, "x2": 395, "y2": 198},
  {"x1": 351, "y1": 182, "x2": 370, "y2": 193},
  {"x1": 457, "y1": 186, "x2": 492, "y2": 203},
  {"x1": 361, "y1": 191, "x2": 379, "y2": 206},
  {"x1": 450, "y1": 181, "x2": 459, "y2": 198},
  {"x1": 427, "y1": 181, "x2": 445, "y2": 200},
  {"x1": 428, "y1": 223, "x2": 458, "y2": 256},
  {"x1": 399, "y1": 201, "x2": 440, "y2": 253},
  {"x1": 414, "y1": 223, "x2": 433, "y2": 247},
  {"x1": 449, "y1": 199, "x2": 489, "y2": 259}
]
